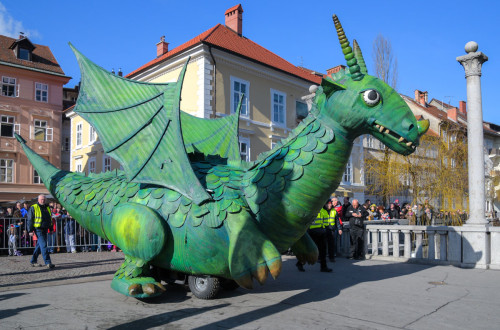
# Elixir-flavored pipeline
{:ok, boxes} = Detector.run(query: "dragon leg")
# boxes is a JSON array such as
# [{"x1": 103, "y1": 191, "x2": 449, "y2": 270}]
[
  {"x1": 105, "y1": 202, "x2": 167, "y2": 298},
  {"x1": 291, "y1": 233, "x2": 319, "y2": 265},
  {"x1": 226, "y1": 211, "x2": 282, "y2": 289}
]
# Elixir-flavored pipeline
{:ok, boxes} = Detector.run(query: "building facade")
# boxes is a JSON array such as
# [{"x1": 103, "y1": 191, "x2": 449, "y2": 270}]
[{"x1": 0, "y1": 34, "x2": 70, "y2": 202}]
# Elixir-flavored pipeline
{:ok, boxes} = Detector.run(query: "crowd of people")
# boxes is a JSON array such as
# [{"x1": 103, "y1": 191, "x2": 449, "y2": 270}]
[
  {"x1": 294, "y1": 196, "x2": 471, "y2": 273},
  {"x1": 0, "y1": 198, "x2": 119, "y2": 258}
]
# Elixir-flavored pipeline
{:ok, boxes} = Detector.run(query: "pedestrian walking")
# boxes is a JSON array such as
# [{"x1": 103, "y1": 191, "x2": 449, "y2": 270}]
[{"x1": 27, "y1": 194, "x2": 55, "y2": 268}]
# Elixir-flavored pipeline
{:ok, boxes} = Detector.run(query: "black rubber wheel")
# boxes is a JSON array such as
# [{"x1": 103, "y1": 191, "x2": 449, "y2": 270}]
[
  {"x1": 187, "y1": 275, "x2": 221, "y2": 299},
  {"x1": 221, "y1": 279, "x2": 240, "y2": 291}
]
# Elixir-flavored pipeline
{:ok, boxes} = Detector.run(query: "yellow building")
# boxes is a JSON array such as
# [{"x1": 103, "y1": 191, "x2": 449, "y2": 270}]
[{"x1": 68, "y1": 4, "x2": 322, "y2": 174}]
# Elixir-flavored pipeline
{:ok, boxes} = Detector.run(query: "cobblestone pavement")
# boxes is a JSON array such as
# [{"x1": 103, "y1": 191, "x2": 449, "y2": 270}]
[{"x1": 0, "y1": 251, "x2": 124, "y2": 292}]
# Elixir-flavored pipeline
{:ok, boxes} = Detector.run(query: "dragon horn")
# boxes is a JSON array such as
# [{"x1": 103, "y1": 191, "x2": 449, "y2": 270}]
[
  {"x1": 352, "y1": 39, "x2": 368, "y2": 75},
  {"x1": 332, "y1": 14, "x2": 364, "y2": 81}
]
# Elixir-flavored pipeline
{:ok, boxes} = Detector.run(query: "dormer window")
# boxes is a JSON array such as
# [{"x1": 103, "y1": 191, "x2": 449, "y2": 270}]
[
  {"x1": 9, "y1": 36, "x2": 35, "y2": 62},
  {"x1": 18, "y1": 47, "x2": 31, "y2": 61}
]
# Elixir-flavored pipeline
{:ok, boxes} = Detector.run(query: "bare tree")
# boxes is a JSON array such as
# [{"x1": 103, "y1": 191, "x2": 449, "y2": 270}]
[{"x1": 372, "y1": 34, "x2": 398, "y2": 90}]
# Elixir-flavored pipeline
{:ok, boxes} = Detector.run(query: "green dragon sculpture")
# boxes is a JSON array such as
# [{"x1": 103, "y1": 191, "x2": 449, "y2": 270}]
[{"x1": 17, "y1": 15, "x2": 428, "y2": 299}]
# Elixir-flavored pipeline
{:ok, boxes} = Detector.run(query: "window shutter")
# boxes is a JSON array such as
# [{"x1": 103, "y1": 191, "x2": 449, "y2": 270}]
[
  {"x1": 46, "y1": 127, "x2": 53, "y2": 142},
  {"x1": 29, "y1": 125, "x2": 33, "y2": 140},
  {"x1": 14, "y1": 123, "x2": 20, "y2": 135}
]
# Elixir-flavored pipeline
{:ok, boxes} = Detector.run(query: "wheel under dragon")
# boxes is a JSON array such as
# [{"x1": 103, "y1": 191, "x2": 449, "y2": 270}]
[{"x1": 17, "y1": 15, "x2": 429, "y2": 300}]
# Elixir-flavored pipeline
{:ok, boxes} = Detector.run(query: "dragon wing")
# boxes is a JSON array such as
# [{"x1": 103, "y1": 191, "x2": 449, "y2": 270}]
[{"x1": 70, "y1": 44, "x2": 239, "y2": 205}]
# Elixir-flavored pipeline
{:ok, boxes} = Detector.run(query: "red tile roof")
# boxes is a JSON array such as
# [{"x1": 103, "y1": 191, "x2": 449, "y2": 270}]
[
  {"x1": 127, "y1": 24, "x2": 322, "y2": 85},
  {"x1": 0, "y1": 35, "x2": 65, "y2": 75},
  {"x1": 402, "y1": 94, "x2": 500, "y2": 137}
]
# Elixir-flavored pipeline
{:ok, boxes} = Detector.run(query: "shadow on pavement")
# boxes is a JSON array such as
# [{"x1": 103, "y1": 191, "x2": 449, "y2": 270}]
[
  {"x1": 0, "y1": 303, "x2": 50, "y2": 320},
  {"x1": 190, "y1": 258, "x2": 434, "y2": 329},
  {"x1": 107, "y1": 304, "x2": 230, "y2": 330},
  {"x1": 0, "y1": 270, "x2": 116, "y2": 289},
  {"x1": 0, "y1": 292, "x2": 27, "y2": 301}
]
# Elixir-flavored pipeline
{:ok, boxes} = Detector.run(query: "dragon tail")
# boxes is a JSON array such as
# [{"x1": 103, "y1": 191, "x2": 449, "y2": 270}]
[{"x1": 14, "y1": 134, "x2": 70, "y2": 194}]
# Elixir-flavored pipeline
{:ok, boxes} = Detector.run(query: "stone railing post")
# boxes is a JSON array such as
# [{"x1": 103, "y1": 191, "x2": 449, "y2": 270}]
[
  {"x1": 427, "y1": 230, "x2": 436, "y2": 260},
  {"x1": 371, "y1": 228, "x2": 379, "y2": 256},
  {"x1": 438, "y1": 230, "x2": 448, "y2": 261},
  {"x1": 402, "y1": 230, "x2": 411, "y2": 259},
  {"x1": 381, "y1": 229, "x2": 389, "y2": 256},
  {"x1": 390, "y1": 229, "x2": 400, "y2": 257},
  {"x1": 415, "y1": 230, "x2": 424, "y2": 259}
]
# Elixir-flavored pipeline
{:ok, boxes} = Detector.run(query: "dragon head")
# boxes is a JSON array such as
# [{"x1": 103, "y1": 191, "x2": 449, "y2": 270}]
[{"x1": 313, "y1": 15, "x2": 429, "y2": 156}]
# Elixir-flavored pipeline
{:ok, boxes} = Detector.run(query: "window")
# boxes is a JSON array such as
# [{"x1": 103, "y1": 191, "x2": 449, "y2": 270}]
[
  {"x1": 75, "y1": 160, "x2": 82, "y2": 173},
  {"x1": 0, "y1": 159, "x2": 14, "y2": 183},
  {"x1": 239, "y1": 137, "x2": 250, "y2": 162},
  {"x1": 296, "y1": 101, "x2": 308, "y2": 121},
  {"x1": 76, "y1": 123, "x2": 82, "y2": 147},
  {"x1": 1, "y1": 115, "x2": 19, "y2": 137},
  {"x1": 33, "y1": 120, "x2": 52, "y2": 141},
  {"x1": 35, "y1": 83, "x2": 48, "y2": 102},
  {"x1": 89, "y1": 158, "x2": 96, "y2": 174},
  {"x1": 366, "y1": 135, "x2": 375, "y2": 149},
  {"x1": 271, "y1": 89, "x2": 286, "y2": 126},
  {"x1": 89, "y1": 126, "x2": 96, "y2": 143},
  {"x1": 1, "y1": 76, "x2": 17, "y2": 97},
  {"x1": 365, "y1": 171, "x2": 375, "y2": 186},
  {"x1": 33, "y1": 169, "x2": 42, "y2": 184},
  {"x1": 18, "y1": 48, "x2": 30, "y2": 61},
  {"x1": 103, "y1": 156, "x2": 111, "y2": 172},
  {"x1": 63, "y1": 137, "x2": 70, "y2": 151},
  {"x1": 231, "y1": 77, "x2": 249, "y2": 117},
  {"x1": 343, "y1": 156, "x2": 352, "y2": 184}
]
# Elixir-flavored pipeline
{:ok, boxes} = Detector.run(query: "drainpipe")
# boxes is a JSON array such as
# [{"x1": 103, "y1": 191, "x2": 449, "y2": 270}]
[{"x1": 208, "y1": 45, "x2": 216, "y2": 118}]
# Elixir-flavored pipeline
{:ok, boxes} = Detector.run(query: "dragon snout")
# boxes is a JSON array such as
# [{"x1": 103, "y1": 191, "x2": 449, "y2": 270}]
[{"x1": 417, "y1": 119, "x2": 429, "y2": 136}]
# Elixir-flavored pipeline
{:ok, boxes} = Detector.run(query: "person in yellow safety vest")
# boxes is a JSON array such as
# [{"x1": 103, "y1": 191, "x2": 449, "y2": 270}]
[
  {"x1": 296, "y1": 199, "x2": 333, "y2": 273},
  {"x1": 325, "y1": 197, "x2": 343, "y2": 262},
  {"x1": 27, "y1": 194, "x2": 55, "y2": 268}
]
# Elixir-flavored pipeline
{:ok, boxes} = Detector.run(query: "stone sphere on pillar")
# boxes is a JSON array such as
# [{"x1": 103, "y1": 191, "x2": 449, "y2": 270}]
[{"x1": 465, "y1": 41, "x2": 478, "y2": 54}]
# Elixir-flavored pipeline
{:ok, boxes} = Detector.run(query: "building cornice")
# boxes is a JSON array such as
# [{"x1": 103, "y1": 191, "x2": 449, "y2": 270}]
[{"x1": 0, "y1": 61, "x2": 71, "y2": 80}]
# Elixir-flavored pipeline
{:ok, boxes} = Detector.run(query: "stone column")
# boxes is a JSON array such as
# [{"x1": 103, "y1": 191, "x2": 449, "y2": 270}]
[
  {"x1": 457, "y1": 42, "x2": 490, "y2": 268},
  {"x1": 456, "y1": 41, "x2": 488, "y2": 225}
]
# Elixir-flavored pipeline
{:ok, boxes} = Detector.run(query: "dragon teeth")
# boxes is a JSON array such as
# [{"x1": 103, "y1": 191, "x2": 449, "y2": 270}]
[
  {"x1": 379, "y1": 126, "x2": 385, "y2": 132},
  {"x1": 385, "y1": 129, "x2": 390, "y2": 134},
  {"x1": 375, "y1": 124, "x2": 380, "y2": 128},
  {"x1": 406, "y1": 141, "x2": 413, "y2": 146},
  {"x1": 398, "y1": 137, "x2": 404, "y2": 143}
]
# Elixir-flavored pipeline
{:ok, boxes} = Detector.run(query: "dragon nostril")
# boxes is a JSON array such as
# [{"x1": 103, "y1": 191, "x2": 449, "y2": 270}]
[{"x1": 408, "y1": 124, "x2": 414, "y2": 131}]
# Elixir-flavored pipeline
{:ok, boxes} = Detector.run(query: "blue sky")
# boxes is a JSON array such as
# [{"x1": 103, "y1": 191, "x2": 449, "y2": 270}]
[{"x1": 1, "y1": 0, "x2": 498, "y2": 123}]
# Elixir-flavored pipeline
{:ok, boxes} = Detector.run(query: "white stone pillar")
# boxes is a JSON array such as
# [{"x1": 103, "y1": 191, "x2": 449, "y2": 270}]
[
  {"x1": 456, "y1": 41, "x2": 488, "y2": 225},
  {"x1": 457, "y1": 42, "x2": 490, "y2": 269}
]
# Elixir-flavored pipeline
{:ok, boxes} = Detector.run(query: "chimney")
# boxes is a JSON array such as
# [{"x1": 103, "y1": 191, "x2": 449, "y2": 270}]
[
  {"x1": 118, "y1": 68, "x2": 123, "y2": 77},
  {"x1": 156, "y1": 36, "x2": 169, "y2": 58},
  {"x1": 225, "y1": 4, "x2": 243, "y2": 35},
  {"x1": 19, "y1": 32, "x2": 25, "y2": 39},
  {"x1": 459, "y1": 100, "x2": 467, "y2": 114},
  {"x1": 327, "y1": 65, "x2": 346, "y2": 76},
  {"x1": 447, "y1": 107, "x2": 458, "y2": 122},
  {"x1": 414, "y1": 90, "x2": 428, "y2": 106}
]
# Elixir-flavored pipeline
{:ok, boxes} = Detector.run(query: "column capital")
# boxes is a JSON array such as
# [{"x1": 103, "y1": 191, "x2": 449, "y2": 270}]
[{"x1": 457, "y1": 42, "x2": 488, "y2": 78}]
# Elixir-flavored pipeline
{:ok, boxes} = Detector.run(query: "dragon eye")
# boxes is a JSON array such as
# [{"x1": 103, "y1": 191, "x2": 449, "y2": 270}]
[{"x1": 362, "y1": 89, "x2": 381, "y2": 106}]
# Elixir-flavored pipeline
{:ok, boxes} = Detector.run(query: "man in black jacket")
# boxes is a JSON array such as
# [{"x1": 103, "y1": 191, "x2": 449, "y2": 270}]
[{"x1": 345, "y1": 199, "x2": 368, "y2": 260}]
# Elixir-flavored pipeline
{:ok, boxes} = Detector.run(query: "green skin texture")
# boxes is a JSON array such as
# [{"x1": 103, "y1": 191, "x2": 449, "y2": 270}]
[{"x1": 17, "y1": 39, "x2": 428, "y2": 300}]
